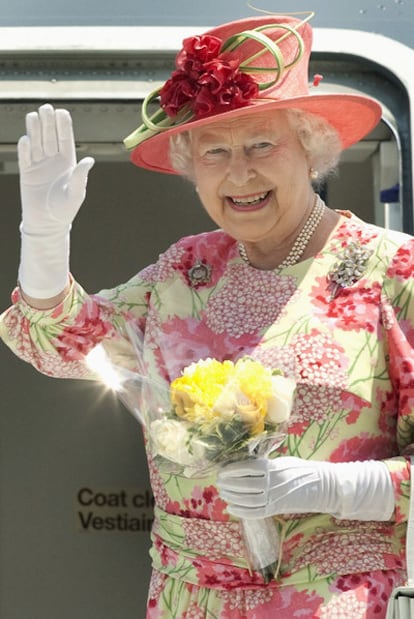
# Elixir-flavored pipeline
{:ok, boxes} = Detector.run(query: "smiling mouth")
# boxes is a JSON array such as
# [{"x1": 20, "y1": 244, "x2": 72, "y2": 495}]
[{"x1": 229, "y1": 191, "x2": 270, "y2": 207}]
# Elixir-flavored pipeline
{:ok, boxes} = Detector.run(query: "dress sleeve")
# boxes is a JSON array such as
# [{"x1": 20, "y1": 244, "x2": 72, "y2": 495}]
[
  {"x1": 381, "y1": 236, "x2": 414, "y2": 523},
  {"x1": 0, "y1": 271, "x2": 154, "y2": 380}
]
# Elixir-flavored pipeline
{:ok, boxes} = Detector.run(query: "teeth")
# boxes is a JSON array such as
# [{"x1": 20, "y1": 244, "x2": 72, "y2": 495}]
[{"x1": 231, "y1": 192, "x2": 268, "y2": 205}]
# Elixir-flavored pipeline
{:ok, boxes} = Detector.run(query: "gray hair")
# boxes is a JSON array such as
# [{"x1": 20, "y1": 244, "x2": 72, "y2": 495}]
[{"x1": 169, "y1": 108, "x2": 342, "y2": 184}]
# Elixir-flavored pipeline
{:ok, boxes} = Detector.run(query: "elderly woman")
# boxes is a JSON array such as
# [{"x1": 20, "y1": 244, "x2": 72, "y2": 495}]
[{"x1": 1, "y1": 13, "x2": 413, "y2": 619}]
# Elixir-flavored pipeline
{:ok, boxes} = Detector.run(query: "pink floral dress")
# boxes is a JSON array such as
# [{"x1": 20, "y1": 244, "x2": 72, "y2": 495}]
[{"x1": 1, "y1": 211, "x2": 413, "y2": 618}]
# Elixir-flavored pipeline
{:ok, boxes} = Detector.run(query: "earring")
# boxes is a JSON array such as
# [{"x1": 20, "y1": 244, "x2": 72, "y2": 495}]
[{"x1": 310, "y1": 168, "x2": 319, "y2": 181}]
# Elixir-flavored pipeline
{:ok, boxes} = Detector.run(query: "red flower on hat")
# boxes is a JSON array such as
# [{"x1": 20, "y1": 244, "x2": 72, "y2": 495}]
[{"x1": 160, "y1": 34, "x2": 259, "y2": 119}]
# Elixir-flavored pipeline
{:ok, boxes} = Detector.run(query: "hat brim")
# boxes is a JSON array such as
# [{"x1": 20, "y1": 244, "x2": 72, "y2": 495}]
[{"x1": 130, "y1": 93, "x2": 382, "y2": 174}]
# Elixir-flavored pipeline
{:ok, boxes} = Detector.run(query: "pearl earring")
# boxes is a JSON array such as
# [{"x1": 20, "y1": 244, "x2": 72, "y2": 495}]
[{"x1": 310, "y1": 168, "x2": 319, "y2": 181}]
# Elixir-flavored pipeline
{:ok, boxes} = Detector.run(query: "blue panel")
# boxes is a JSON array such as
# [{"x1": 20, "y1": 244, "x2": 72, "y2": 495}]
[{"x1": 0, "y1": 0, "x2": 413, "y2": 47}]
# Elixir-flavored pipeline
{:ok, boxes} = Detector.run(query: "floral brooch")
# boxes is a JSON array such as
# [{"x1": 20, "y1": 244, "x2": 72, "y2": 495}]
[
  {"x1": 188, "y1": 260, "x2": 212, "y2": 286},
  {"x1": 327, "y1": 242, "x2": 373, "y2": 300}
]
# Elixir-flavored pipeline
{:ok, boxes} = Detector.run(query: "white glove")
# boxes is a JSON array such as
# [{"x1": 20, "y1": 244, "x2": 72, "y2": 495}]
[
  {"x1": 217, "y1": 456, "x2": 395, "y2": 521},
  {"x1": 17, "y1": 103, "x2": 95, "y2": 299}
]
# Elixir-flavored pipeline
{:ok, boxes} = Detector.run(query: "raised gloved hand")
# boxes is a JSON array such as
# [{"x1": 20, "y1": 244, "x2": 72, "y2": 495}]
[
  {"x1": 18, "y1": 103, "x2": 95, "y2": 299},
  {"x1": 217, "y1": 456, "x2": 395, "y2": 521}
]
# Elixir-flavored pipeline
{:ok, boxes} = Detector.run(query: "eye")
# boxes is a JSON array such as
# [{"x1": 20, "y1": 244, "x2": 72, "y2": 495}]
[
  {"x1": 251, "y1": 141, "x2": 273, "y2": 151},
  {"x1": 246, "y1": 141, "x2": 277, "y2": 159},
  {"x1": 205, "y1": 147, "x2": 228, "y2": 156}
]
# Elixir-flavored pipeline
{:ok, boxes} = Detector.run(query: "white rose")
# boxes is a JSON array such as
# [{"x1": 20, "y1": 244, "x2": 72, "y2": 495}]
[
  {"x1": 266, "y1": 376, "x2": 296, "y2": 424},
  {"x1": 150, "y1": 419, "x2": 205, "y2": 466},
  {"x1": 212, "y1": 379, "x2": 247, "y2": 419}
]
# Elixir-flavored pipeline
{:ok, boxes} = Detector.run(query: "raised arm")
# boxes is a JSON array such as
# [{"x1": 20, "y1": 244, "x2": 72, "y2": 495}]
[{"x1": 17, "y1": 104, "x2": 94, "y2": 309}]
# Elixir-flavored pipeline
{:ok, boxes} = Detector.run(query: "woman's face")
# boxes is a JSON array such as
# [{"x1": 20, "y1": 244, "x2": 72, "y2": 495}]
[{"x1": 191, "y1": 110, "x2": 312, "y2": 247}]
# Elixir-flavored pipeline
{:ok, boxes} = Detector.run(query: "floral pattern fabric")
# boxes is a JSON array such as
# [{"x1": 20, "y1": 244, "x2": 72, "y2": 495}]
[{"x1": 1, "y1": 211, "x2": 414, "y2": 618}]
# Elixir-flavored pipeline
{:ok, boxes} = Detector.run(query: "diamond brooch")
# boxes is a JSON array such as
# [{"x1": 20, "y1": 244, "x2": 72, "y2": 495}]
[{"x1": 327, "y1": 242, "x2": 373, "y2": 300}]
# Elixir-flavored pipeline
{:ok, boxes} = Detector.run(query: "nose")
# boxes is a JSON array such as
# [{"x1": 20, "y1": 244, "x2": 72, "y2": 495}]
[{"x1": 226, "y1": 149, "x2": 256, "y2": 186}]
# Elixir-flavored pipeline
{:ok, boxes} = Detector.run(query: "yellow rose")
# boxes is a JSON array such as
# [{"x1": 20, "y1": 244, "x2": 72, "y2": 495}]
[
  {"x1": 237, "y1": 403, "x2": 266, "y2": 435},
  {"x1": 171, "y1": 358, "x2": 235, "y2": 426},
  {"x1": 170, "y1": 384, "x2": 200, "y2": 419},
  {"x1": 234, "y1": 358, "x2": 273, "y2": 413}
]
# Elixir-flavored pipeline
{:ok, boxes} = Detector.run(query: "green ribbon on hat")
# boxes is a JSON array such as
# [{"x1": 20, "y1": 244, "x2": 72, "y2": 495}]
[{"x1": 223, "y1": 23, "x2": 304, "y2": 87}]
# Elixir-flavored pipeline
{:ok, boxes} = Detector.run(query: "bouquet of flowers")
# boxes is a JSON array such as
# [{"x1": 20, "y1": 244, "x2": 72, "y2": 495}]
[
  {"x1": 86, "y1": 325, "x2": 295, "y2": 582},
  {"x1": 153, "y1": 357, "x2": 293, "y2": 473}
]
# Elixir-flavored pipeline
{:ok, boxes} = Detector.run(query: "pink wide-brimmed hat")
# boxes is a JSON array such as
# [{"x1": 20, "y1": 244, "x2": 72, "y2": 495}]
[{"x1": 124, "y1": 14, "x2": 382, "y2": 174}]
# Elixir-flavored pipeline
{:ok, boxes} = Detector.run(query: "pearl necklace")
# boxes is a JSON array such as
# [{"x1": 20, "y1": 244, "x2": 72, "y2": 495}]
[{"x1": 238, "y1": 194, "x2": 324, "y2": 272}]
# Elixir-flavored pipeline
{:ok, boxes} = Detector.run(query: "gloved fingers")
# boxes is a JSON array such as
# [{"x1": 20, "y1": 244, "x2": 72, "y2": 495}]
[
  {"x1": 218, "y1": 459, "x2": 267, "y2": 480},
  {"x1": 65, "y1": 157, "x2": 95, "y2": 203},
  {"x1": 39, "y1": 104, "x2": 59, "y2": 158},
  {"x1": 217, "y1": 473, "x2": 266, "y2": 493},
  {"x1": 219, "y1": 487, "x2": 266, "y2": 508},
  {"x1": 55, "y1": 108, "x2": 77, "y2": 165},
  {"x1": 17, "y1": 135, "x2": 32, "y2": 171},
  {"x1": 217, "y1": 461, "x2": 269, "y2": 510},
  {"x1": 25, "y1": 110, "x2": 43, "y2": 163},
  {"x1": 23, "y1": 104, "x2": 61, "y2": 163},
  {"x1": 77, "y1": 156, "x2": 95, "y2": 176}
]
